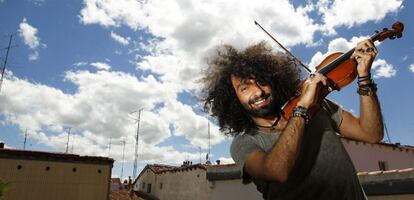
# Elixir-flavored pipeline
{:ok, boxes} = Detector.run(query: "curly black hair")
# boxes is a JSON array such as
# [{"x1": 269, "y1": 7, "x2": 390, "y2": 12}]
[{"x1": 201, "y1": 42, "x2": 301, "y2": 137}]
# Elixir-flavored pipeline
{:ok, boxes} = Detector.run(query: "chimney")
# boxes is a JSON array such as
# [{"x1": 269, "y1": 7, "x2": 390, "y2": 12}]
[
  {"x1": 0, "y1": 142, "x2": 4, "y2": 149},
  {"x1": 216, "y1": 160, "x2": 221, "y2": 165},
  {"x1": 128, "y1": 176, "x2": 132, "y2": 189}
]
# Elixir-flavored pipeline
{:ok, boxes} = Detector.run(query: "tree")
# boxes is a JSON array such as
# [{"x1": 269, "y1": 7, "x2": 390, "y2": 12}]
[{"x1": 0, "y1": 178, "x2": 8, "y2": 199}]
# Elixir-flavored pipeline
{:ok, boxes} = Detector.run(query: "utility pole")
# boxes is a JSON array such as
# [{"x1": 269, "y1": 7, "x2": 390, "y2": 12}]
[
  {"x1": 0, "y1": 35, "x2": 13, "y2": 92},
  {"x1": 206, "y1": 121, "x2": 211, "y2": 164},
  {"x1": 120, "y1": 139, "x2": 126, "y2": 182},
  {"x1": 130, "y1": 108, "x2": 143, "y2": 180},
  {"x1": 23, "y1": 128, "x2": 28, "y2": 150},
  {"x1": 65, "y1": 127, "x2": 71, "y2": 153}
]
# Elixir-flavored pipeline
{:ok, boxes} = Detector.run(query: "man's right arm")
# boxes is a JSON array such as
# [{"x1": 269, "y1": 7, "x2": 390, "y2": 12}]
[{"x1": 244, "y1": 116, "x2": 305, "y2": 182}]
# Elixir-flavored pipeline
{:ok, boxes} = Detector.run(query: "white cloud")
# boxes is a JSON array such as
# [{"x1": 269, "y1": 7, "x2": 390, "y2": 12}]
[
  {"x1": 18, "y1": 18, "x2": 40, "y2": 49},
  {"x1": 110, "y1": 31, "x2": 130, "y2": 45},
  {"x1": 18, "y1": 18, "x2": 45, "y2": 61},
  {"x1": 317, "y1": 0, "x2": 403, "y2": 35},
  {"x1": 78, "y1": 0, "x2": 405, "y2": 90},
  {"x1": 28, "y1": 51, "x2": 39, "y2": 61},
  {"x1": 79, "y1": 0, "x2": 145, "y2": 29},
  {"x1": 80, "y1": 0, "x2": 321, "y2": 91},
  {"x1": 74, "y1": 61, "x2": 111, "y2": 71},
  {"x1": 0, "y1": 69, "x2": 224, "y2": 164},
  {"x1": 90, "y1": 62, "x2": 111, "y2": 70},
  {"x1": 371, "y1": 59, "x2": 396, "y2": 78},
  {"x1": 409, "y1": 63, "x2": 414, "y2": 73},
  {"x1": 73, "y1": 61, "x2": 88, "y2": 67}
]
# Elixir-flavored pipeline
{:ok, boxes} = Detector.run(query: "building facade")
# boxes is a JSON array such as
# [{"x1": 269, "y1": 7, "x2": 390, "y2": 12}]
[
  {"x1": 134, "y1": 163, "x2": 211, "y2": 200},
  {"x1": 342, "y1": 138, "x2": 414, "y2": 171},
  {"x1": 0, "y1": 143, "x2": 114, "y2": 200}
]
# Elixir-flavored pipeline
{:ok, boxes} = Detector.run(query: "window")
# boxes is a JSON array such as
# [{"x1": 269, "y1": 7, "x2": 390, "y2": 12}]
[
  {"x1": 159, "y1": 183, "x2": 163, "y2": 190},
  {"x1": 147, "y1": 184, "x2": 152, "y2": 193},
  {"x1": 142, "y1": 182, "x2": 146, "y2": 189},
  {"x1": 378, "y1": 161, "x2": 388, "y2": 171}
]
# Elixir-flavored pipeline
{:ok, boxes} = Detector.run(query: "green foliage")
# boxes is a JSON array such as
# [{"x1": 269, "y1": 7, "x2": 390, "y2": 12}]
[{"x1": 0, "y1": 178, "x2": 8, "y2": 199}]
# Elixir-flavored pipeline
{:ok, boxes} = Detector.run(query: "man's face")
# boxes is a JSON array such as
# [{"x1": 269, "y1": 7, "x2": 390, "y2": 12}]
[{"x1": 231, "y1": 75, "x2": 277, "y2": 118}]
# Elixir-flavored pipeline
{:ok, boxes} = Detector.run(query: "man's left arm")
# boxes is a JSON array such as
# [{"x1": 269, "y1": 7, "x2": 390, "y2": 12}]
[{"x1": 338, "y1": 39, "x2": 384, "y2": 143}]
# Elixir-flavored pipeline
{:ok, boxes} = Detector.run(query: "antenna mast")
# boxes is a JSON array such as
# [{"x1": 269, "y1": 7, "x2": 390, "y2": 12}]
[
  {"x1": 23, "y1": 128, "x2": 28, "y2": 150},
  {"x1": 206, "y1": 121, "x2": 211, "y2": 164},
  {"x1": 65, "y1": 127, "x2": 71, "y2": 153},
  {"x1": 0, "y1": 35, "x2": 13, "y2": 92},
  {"x1": 131, "y1": 108, "x2": 143, "y2": 180},
  {"x1": 120, "y1": 139, "x2": 126, "y2": 181}
]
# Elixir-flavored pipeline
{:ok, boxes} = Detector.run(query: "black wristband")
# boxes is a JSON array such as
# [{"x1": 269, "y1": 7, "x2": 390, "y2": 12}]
[
  {"x1": 292, "y1": 105, "x2": 310, "y2": 125},
  {"x1": 357, "y1": 82, "x2": 377, "y2": 96}
]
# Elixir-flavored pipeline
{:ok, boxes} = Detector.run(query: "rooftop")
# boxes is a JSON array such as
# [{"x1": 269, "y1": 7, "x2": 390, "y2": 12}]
[{"x1": 0, "y1": 147, "x2": 114, "y2": 165}]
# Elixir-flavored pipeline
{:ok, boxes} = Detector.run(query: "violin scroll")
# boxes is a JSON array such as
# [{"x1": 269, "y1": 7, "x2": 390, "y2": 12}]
[{"x1": 373, "y1": 21, "x2": 404, "y2": 42}]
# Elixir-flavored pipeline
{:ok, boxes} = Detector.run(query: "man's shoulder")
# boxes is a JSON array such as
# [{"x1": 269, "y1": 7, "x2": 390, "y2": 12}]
[
  {"x1": 230, "y1": 132, "x2": 256, "y2": 152},
  {"x1": 231, "y1": 132, "x2": 255, "y2": 144}
]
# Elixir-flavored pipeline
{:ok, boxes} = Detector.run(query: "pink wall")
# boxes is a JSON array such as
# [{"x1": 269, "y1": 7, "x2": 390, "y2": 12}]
[{"x1": 341, "y1": 138, "x2": 414, "y2": 172}]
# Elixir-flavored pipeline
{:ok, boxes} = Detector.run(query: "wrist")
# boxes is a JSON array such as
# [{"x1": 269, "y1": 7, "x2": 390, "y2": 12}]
[
  {"x1": 357, "y1": 73, "x2": 373, "y2": 86},
  {"x1": 357, "y1": 82, "x2": 377, "y2": 96},
  {"x1": 296, "y1": 101, "x2": 310, "y2": 109},
  {"x1": 358, "y1": 72, "x2": 370, "y2": 77},
  {"x1": 291, "y1": 105, "x2": 310, "y2": 125}
]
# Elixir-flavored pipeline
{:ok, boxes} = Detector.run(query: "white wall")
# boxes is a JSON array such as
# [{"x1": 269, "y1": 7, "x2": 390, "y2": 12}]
[{"x1": 342, "y1": 139, "x2": 414, "y2": 172}]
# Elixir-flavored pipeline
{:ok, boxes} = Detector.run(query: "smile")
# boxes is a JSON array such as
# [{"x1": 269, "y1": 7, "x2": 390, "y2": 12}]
[
  {"x1": 253, "y1": 98, "x2": 266, "y2": 105},
  {"x1": 251, "y1": 96, "x2": 270, "y2": 107}
]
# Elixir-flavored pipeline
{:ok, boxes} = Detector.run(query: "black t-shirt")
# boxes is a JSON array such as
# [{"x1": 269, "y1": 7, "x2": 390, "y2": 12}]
[{"x1": 230, "y1": 100, "x2": 367, "y2": 200}]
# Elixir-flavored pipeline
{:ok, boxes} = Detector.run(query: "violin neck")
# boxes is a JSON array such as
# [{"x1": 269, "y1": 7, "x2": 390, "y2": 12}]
[
  {"x1": 318, "y1": 31, "x2": 381, "y2": 75},
  {"x1": 318, "y1": 48, "x2": 355, "y2": 75}
]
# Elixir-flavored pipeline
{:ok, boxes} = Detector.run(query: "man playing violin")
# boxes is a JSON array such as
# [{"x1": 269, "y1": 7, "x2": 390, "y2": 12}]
[{"x1": 202, "y1": 39, "x2": 383, "y2": 199}]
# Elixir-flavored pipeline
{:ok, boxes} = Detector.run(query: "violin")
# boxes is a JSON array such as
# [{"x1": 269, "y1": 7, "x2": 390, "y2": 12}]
[{"x1": 281, "y1": 22, "x2": 404, "y2": 119}]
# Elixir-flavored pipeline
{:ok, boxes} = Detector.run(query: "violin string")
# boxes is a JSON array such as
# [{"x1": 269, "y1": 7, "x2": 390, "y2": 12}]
[{"x1": 254, "y1": 20, "x2": 312, "y2": 73}]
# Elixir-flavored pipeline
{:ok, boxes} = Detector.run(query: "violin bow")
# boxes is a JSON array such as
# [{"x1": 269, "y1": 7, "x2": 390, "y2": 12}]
[{"x1": 254, "y1": 20, "x2": 312, "y2": 73}]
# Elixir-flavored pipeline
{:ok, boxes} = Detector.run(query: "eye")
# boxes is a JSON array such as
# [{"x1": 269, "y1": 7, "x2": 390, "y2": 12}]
[{"x1": 240, "y1": 86, "x2": 248, "y2": 92}]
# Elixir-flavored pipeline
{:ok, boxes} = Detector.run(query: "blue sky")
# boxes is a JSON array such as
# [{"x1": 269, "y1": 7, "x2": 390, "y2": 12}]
[{"x1": 0, "y1": 0, "x2": 413, "y2": 180}]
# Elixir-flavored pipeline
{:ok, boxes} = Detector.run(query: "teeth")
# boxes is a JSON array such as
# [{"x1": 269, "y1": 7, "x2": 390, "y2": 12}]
[{"x1": 254, "y1": 99, "x2": 265, "y2": 105}]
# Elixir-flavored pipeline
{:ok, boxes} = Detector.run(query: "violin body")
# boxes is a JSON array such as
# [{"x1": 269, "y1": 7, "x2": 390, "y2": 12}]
[{"x1": 316, "y1": 52, "x2": 357, "y2": 91}]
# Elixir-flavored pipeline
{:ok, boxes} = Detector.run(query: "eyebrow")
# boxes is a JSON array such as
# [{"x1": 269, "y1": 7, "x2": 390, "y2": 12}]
[{"x1": 236, "y1": 78, "x2": 252, "y2": 90}]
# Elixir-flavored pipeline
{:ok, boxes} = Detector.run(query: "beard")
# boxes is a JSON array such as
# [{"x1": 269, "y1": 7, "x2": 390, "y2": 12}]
[{"x1": 246, "y1": 92, "x2": 279, "y2": 118}]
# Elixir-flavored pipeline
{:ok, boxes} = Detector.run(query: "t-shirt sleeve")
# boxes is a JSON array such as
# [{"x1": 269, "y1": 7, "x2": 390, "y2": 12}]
[
  {"x1": 322, "y1": 98, "x2": 344, "y2": 131},
  {"x1": 230, "y1": 134, "x2": 262, "y2": 184}
]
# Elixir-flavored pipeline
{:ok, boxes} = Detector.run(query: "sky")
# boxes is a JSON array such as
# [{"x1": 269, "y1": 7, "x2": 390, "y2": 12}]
[{"x1": 0, "y1": 0, "x2": 413, "y2": 180}]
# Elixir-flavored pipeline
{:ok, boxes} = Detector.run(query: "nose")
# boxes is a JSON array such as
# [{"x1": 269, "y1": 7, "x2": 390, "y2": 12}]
[{"x1": 252, "y1": 82, "x2": 265, "y2": 97}]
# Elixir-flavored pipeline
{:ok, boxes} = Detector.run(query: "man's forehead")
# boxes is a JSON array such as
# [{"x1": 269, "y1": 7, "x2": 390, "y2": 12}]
[{"x1": 231, "y1": 74, "x2": 256, "y2": 83}]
